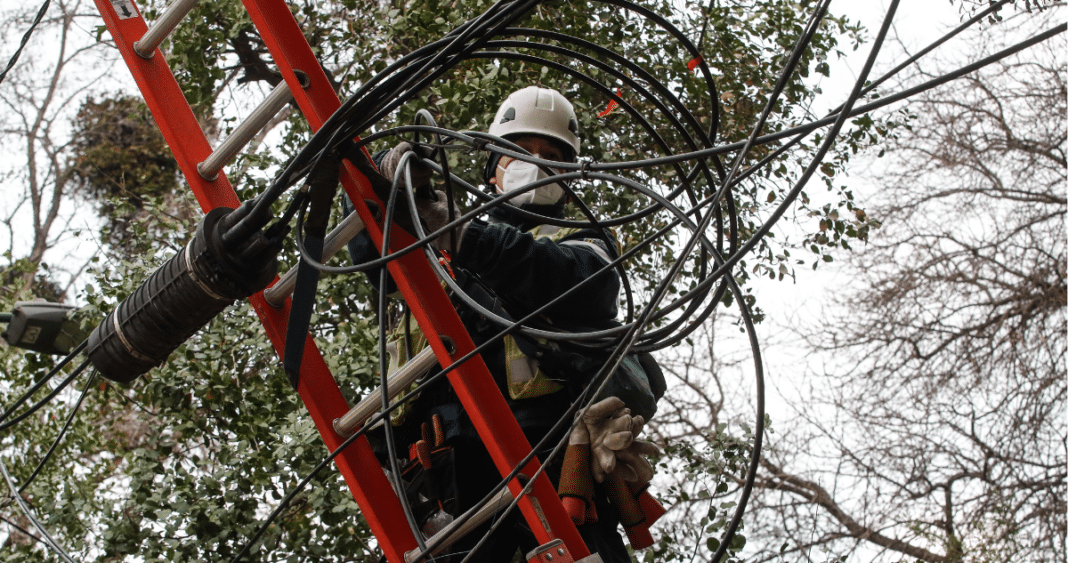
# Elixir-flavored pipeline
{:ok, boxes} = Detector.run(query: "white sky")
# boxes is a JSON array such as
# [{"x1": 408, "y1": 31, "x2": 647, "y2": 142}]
[{"x1": 749, "y1": 0, "x2": 994, "y2": 399}]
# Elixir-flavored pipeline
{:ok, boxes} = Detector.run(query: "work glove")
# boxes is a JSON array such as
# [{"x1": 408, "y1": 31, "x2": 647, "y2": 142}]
[
  {"x1": 579, "y1": 397, "x2": 659, "y2": 483},
  {"x1": 614, "y1": 418, "x2": 658, "y2": 484},
  {"x1": 379, "y1": 142, "x2": 433, "y2": 190},
  {"x1": 415, "y1": 190, "x2": 468, "y2": 253}
]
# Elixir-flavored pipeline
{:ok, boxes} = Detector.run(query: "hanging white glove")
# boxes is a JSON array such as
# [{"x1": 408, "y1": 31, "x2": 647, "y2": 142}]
[
  {"x1": 614, "y1": 415, "x2": 658, "y2": 483},
  {"x1": 579, "y1": 397, "x2": 659, "y2": 483},
  {"x1": 583, "y1": 397, "x2": 632, "y2": 482}
]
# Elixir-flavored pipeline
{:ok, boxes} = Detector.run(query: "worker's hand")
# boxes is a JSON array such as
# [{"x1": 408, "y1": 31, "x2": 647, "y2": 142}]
[
  {"x1": 416, "y1": 190, "x2": 468, "y2": 253},
  {"x1": 379, "y1": 142, "x2": 433, "y2": 189}
]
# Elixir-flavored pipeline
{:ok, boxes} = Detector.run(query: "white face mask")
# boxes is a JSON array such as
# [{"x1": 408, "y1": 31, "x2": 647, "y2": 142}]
[{"x1": 497, "y1": 155, "x2": 565, "y2": 206}]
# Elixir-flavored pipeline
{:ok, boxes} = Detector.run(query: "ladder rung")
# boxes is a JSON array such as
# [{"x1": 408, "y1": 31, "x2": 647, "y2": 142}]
[
  {"x1": 333, "y1": 345, "x2": 443, "y2": 437},
  {"x1": 198, "y1": 80, "x2": 297, "y2": 181},
  {"x1": 403, "y1": 486, "x2": 516, "y2": 563},
  {"x1": 263, "y1": 211, "x2": 366, "y2": 307},
  {"x1": 133, "y1": 0, "x2": 201, "y2": 59}
]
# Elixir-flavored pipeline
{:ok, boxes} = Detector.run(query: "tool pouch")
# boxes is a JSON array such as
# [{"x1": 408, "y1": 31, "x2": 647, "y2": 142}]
[
  {"x1": 600, "y1": 351, "x2": 666, "y2": 421},
  {"x1": 400, "y1": 446, "x2": 458, "y2": 535},
  {"x1": 397, "y1": 415, "x2": 460, "y2": 537},
  {"x1": 539, "y1": 344, "x2": 667, "y2": 421}
]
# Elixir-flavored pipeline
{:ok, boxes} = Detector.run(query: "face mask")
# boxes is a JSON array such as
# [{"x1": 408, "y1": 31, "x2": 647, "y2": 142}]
[{"x1": 497, "y1": 155, "x2": 565, "y2": 206}]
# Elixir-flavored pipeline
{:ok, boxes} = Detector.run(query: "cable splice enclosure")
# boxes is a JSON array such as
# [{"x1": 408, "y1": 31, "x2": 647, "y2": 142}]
[{"x1": 88, "y1": 202, "x2": 282, "y2": 383}]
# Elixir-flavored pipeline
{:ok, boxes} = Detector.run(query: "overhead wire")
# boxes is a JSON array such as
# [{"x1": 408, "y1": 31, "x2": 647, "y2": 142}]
[
  {"x1": 286, "y1": 154, "x2": 727, "y2": 560},
  {"x1": 17, "y1": 370, "x2": 100, "y2": 496},
  {"x1": 252, "y1": 0, "x2": 1068, "y2": 559},
  {"x1": 0, "y1": 456, "x2": 76, "y2": 563},
  {"x1": 227, "y1": 0, "x2": 551, "y2": 244},
  {"x1": 0, "y1": 0, "x2": 1062, "y2": 560},
  {"x1": 0, "y1": 340, "x2": 87, "y2": 425},
  {"x1": 0, "y1": 358, "x2": 92, "y2": 433},
  {"x1": 0, "y1": 344, "x2": 93, "y2": 561},
  {"x1": 0, "y1": 0, "x2": 52, "y2": 86},
  {"x1": 376, "y1": 151, "x2": 435, "y2": 556},
  {"x1": 2, "y1": 0, "x2": 1052, "y2": 559},
  {"x1": 0, "y1": 513, "x2": 46, "y2": 547},
  {"x1": 228, "y1": 405, "x2": 391, "y2": 562}
]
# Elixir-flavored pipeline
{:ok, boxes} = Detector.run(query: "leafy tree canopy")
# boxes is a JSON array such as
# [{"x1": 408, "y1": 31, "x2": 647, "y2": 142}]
[{"x1": 0, "y1": 0, "x2": 923, "y2": 561}]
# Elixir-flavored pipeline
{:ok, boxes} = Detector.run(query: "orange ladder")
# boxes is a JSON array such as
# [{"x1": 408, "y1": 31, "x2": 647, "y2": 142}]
[{"x1": 90, "y1": 0, "x2": 590, "y2": 561}]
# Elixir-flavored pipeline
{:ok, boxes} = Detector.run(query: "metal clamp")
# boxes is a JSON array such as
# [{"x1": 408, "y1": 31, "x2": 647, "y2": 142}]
[{"x1": 526, "y1": 539, "x2": 573, "y2": 563}]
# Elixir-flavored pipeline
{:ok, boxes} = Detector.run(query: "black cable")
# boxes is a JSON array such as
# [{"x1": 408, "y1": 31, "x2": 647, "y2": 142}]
[
  {"x1": 564, "y1": 21, "x2": 1066, "y2": 176},
  {"x1": 363, "y1": 111, "x2": 739, "y2": 350},
  {"x1": 227, "y1": 235, "x2": 624, "y2": 561},
  {"x1": 376, "y1": 152, "x2": 435, "y2": 556},
  {"x1": 242, "y1": 0, "x2": 1062, "y2": 242},
  {"x1": 620, "y1": 23, "x2": 1068, "y2": 340},
  {"x1": 0, "y1": 456, "x2": 75, "y2": 563},
  {"x1": 226, "y1": 0, "x2": 546, "y2": 243},
  {"x1": 298, "y1": 157, "x2": 734, "y2": 359},
  {"x1": 395, "y1": 1, "x2": 874, "y2": 559},
  {"x1": 401, "y1": 141, "x2": 723, "y2": 559},
  {"x1": 289, "y1": 9, "x2": 1065, "y2": 361},
  {"x1": 0, "y1": 513, "x2": 46, "y2": 547},
  {"x1": 0, "y1": 358, "x2": 92, "y2": 433},
  {"x1": 0, "y1": 0, "x2": 1058, "y2": 561},
  {"x1": 722, "y1": 0, "x2": 1016, "y2": 191},
  {"x1": 256, "y1": 177, "x2": 653, "y2": 559},
  {"x1": 710, "y1": 4, "x2": 900, "y2": 563},
  {"x1": 0, "y1": 0, "x2": 51, "y2": 86},
  {"x1": 221, "y1": 1, "x2": 1067, "y2": 561},
  {"x1": 19, "y1": 371, "x2": 100, "y2": 495},
  {"x1": 228, "y1": 411, "x2": 383, "y2": 562},
  {"x1": 0, "y1": 340, "x2": 87, "y2": 425},
  {"x1": 384, "y1": 21, "x2": 1064, "y2": 351}
]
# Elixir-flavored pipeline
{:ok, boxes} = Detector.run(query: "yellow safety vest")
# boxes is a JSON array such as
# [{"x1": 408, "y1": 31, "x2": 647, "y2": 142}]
[{"x1": 385, "y1": 223, "x2": 617, "y2": 426}]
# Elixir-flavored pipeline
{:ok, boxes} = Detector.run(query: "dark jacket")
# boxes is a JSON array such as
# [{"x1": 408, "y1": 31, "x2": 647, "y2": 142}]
[
  {"x1": 339, "y1": 150, "x2": 636, "y2": 563},
  {"x1": 341, "y1": 189, "x2": 621, "y2": 448}
]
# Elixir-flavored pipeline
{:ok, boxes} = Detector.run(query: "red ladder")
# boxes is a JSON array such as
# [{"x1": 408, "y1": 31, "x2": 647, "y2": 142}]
[{"x1": 90, "y1": 0, "x2": 590, "y2": 561}]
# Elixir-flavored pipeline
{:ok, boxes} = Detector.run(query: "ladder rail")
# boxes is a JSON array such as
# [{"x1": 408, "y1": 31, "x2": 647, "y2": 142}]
[
  {"x1": 94, "y1": 0, "x2": 590, "y2": 559},
  {"x1": 241, "y1": 0, "x2": 587, "y2": 554},
  {"x1": 91, "y1": 0, "x2": 418, "y2": 560},
  {"x1": 238, "y1": 0, "x2": 589, "y2": 554}
]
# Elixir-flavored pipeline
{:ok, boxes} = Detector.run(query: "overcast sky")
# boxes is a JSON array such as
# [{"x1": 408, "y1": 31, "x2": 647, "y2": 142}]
[{"x1": 744, "y1": 0, "x2": 1018, "y2": 422}]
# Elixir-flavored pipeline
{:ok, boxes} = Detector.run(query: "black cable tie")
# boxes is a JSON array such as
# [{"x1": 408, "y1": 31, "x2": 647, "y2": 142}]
[
  {"x1": 580, "y1": 160, "x2": 594, "y2": 181},
  {"x1": 469, "y1": 138, "x2": 489, "y2": 153}
]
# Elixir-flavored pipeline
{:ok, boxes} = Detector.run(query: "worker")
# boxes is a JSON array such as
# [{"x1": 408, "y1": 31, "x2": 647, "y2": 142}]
[{"x1": 343, "y1": 86, "x2": 661, "y2": 562}]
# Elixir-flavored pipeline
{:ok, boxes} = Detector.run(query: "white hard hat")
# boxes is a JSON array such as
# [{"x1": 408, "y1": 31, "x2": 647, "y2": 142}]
[{"x1": 488, "y1": 86, "x2": 581, "y2": 158}]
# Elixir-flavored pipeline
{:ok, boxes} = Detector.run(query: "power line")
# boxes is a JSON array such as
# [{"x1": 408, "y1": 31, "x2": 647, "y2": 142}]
[
  {"x1": 0, "y1": 0, "x2": 52, "y2": 86},
  {"x1": 0, "y1": 340, "x2": 87, "y2": 426},
  {"x1": 0, "y1": 456, "x2": 76, "y2": 563},
  {"x1": 4, "y1": 0, "x2": 1063, "y2": 560},
  {"x1": 245, "y1": 1, "x2": 1067, "y2": 561},
  {"x1": 18, "y1": 370, "x2": 100, "y2": 495},
  {"x1": 0, "y1": 357, "x2": 92, "y2": 433}
]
